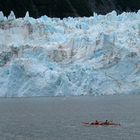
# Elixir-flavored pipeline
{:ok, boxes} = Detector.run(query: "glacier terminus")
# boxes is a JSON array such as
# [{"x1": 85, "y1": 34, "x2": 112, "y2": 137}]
[{"x1": 0, "y1": 11, "x2": 140, "y2": 97}]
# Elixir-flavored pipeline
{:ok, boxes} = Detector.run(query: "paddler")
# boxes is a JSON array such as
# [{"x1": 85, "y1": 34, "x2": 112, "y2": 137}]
[
  {"x1": 95, "y1": 120, "x2": 99, "y2": 125},
  {"x1": 90, "y1": 120, "x2": 100, "y2": 125}
]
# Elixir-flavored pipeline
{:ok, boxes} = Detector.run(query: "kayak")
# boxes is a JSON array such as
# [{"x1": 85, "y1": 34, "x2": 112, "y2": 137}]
[{"x1": 82, "y1": 122, "x2": 121, "y2": 126}]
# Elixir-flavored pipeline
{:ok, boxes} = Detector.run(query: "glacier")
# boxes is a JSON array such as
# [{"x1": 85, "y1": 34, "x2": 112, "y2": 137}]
[{"x1": 0, "y1": 11, "x2": 140, "y2": 97}]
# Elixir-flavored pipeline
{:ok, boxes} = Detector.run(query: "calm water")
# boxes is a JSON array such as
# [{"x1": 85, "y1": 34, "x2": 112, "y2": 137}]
[{"x1": 0, "y1": 95, "x2": 140, "y2": 140}]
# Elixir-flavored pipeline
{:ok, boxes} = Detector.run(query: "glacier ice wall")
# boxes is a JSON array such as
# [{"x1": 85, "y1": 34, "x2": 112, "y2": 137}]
[{"x1": 0, "y1": 11, "x2": 140, "y2": 97}]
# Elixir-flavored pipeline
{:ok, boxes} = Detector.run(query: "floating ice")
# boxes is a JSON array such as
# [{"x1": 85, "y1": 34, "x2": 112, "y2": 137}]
[{"x1": 0, "y1": 10, "x2": 139, "y2": 97}]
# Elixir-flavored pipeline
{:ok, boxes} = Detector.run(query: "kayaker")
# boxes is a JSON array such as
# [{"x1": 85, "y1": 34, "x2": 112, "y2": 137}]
[
  {"x1": 103, "y1": 120, "x2": 109, "y2": 125},
  {"x1": 95, "y1": 120, "x2": 99, "y2": 125},
  {"x1": 82, "y1": 120, "x2": 120, "y2": 126},
  {"x1": 90, "y1": 120, "x2": 99, "y2": 125}
]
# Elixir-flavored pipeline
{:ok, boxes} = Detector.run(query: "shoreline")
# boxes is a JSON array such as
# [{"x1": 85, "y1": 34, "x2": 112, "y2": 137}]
[{"x1": 0, "y1": 93, "x2": 139, "y2": 99}]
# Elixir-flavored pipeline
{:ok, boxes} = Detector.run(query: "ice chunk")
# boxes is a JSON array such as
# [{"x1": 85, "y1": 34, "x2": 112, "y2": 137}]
[
  {"x1": 0, "y1": 11, "x2": 4, "y2": 21},
  {"x1": 8, "y1": 11, "x2": 16, "y2": 20},
  {"x1": 24, "y1": 11, "x2": 30, "y2": 20}
]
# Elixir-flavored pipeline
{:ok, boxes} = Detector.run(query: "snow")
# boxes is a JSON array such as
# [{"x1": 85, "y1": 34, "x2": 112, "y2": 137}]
[{"x1": 0, "y1": 10, "x2": 139, "y2": 97}]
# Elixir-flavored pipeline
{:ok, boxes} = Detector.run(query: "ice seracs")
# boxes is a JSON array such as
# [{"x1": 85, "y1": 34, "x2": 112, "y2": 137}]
[
  {"x1": 8, "y1": 11, "x2": 16, "y2": 20},
  {"x1": 24, "y1": 11, "x2": 30, "y2": 20},
  {"x1": 0, "y1": 11, "x2": 4, "y2": 21},
  {"x1": 0, "y1": 10, "x2": 139, "y2": 97}
]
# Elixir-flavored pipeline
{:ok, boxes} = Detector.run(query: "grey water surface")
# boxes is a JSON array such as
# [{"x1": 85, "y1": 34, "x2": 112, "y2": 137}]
[{"x1": 0, "y1": 95, "x2": 140, "y2": 140}]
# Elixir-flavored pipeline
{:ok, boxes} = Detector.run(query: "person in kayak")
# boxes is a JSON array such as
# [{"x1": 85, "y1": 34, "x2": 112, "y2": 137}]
[
  {"x1": 82, "y1": 120, "x2": 120, "y2": 126},
  {"x1": 105, "y1": 120, "x2": 109, "y2": 124},
  {"x1": 90, "y1": 120, "x2": 100, "y2": 125},
  {"x1": 95, "y1": 120, "x2": 100, "y2": 125},
  {"x1": 103, "y1": 120, "x2": 110, "y2": 125},
  {"x1": 102, "y1": 120, "x2": 116, "y2": 125}
]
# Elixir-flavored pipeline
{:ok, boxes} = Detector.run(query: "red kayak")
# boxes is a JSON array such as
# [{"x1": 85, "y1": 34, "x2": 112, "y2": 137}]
[{"x1": 82, "y1": 122, "x2": 121, "y2": 126}]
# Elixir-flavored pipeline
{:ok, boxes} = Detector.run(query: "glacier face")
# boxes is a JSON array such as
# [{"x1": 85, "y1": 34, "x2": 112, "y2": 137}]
[{"x1": 0, "y1": 11, "x2": 140, "y2": 97}]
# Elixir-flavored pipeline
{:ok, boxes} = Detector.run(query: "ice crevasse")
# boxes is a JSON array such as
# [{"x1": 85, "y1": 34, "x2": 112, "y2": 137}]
[{"x1": 0, "y1": 10, "x2": 140, "y2": 97}]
